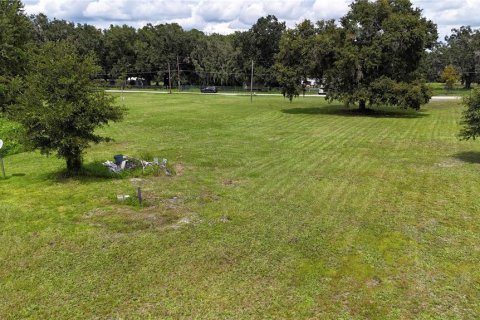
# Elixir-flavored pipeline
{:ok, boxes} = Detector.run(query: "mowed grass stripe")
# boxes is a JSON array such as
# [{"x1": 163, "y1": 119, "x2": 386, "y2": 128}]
[{"x1": 1, "y1": 94, "x2": 480, "y2": 318}]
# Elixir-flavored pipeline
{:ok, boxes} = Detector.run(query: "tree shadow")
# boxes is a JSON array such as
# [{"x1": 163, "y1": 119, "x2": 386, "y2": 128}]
[
  {"x1": 11, "y1": 173, "x2": 26, "y2": 177},
  {"x1": 40, "y1": 161, "x2": 121, "y2": 183},
  {"x1": 453, "y1": 151, "x2": 480, "y2": 164},
  {"x1": 281, "y1": 105, "x2": 429, "y2": 119}
]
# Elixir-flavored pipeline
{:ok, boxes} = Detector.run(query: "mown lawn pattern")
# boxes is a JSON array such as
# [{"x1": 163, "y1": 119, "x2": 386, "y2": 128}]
[{"x1": 1, "y1": 94, "x2": 479, "y2": 319}]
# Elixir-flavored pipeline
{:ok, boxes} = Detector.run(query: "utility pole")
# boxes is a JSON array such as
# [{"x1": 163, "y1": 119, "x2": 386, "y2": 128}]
[
  {"x1": 177, "y1": 56, "x2": 181, "y2": 91},
  {"x1": 168, "y1": 63, "x2": 172, "y2": 94},
  {"x1": 250, "y1": 60, "x2": 254, "y2": 103}
]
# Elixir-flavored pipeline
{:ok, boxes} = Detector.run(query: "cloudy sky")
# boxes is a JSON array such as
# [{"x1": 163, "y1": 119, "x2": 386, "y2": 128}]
[{"x1": 22, "y1": 0, "x2": 480, "y2": 40}]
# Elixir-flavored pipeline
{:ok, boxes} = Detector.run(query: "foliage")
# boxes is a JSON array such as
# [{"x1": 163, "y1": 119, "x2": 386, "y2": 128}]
[
  {"x1": 275, "y1": 63, "x2": 300, "y2": 101},
  {"x1": 135, "y1": 23, "x2": 195, "y2": 86},
  {"x1": 103, "y1": 25, "x2": 137, "y2": 79},
  {"x1": 190, "y1": 34, "x2": 238, "y2": 86},
  {"x1": 459, "y1": 87, "x2": 480, "y2": 140},
  {"x1": 0, "y1": 0, "x2": 32, "y2": 111},
  {"x1": 274, "y1": 20, "x2": 319, "y2": 101},
  {"x1": 418, "y1": 44, "x2": 449, "y2": 82},
  {"x1": 12, "y1": 41, "x2": 126, "y2": 172},
  {"x1": 0, "y1": 118, "x2": 24, "y2": 156},
  {"x1": 445, "y1": 26, "x2": 480, "y2": 89},
  {"x1": 440, "y1": 64, "x2": 460, "y2": 90},
  {"x1": 234, "y1": 15, "x2": 286, "y2": 87},
  {"x1": 369, "y1": 77, "x2": 431, "y2": 109},
  {"x1": 276, "y1": 0, "x2": 437, "y2": 111}
]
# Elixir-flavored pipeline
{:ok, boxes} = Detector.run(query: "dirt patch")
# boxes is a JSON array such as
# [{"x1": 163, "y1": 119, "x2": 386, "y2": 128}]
[
  {"x1": 170, "y1": 212, "x2": 201, "y2": 229},
  {"x1": 435, "y1": 158, "x2": 463, "y2": 168},
  {"x1": 82, "y1": 206, "x2": 180, "y2": 233},
  {"x1": 219, "y1": 215, "x2": 231, "y2": 223},
  {"x1": 366, "y1": 277, "x2": 382, "y2": 288},
  {"x1": 223, "y1": 179, "x2": 240, "y2": 187},
  {"x1": 130, "y1": 177, "x2": 145, "y2": 185},
  {"x1": 174, "y1": 163, "x2": 185, "y2": 176}
]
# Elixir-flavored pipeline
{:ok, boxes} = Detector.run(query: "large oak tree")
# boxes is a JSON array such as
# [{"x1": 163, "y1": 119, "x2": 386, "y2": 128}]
[{"x1": 276, "y1": 0, "x2": 437, "y2": 111}]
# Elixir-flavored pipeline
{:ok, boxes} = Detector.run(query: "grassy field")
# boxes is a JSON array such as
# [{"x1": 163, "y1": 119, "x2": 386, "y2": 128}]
[
  {"x1": 428, "y1": 82, "x2": 476, "y2": 97},
  {"x1": 1, "y1": 94, "x2": 479, "y2": 319}
]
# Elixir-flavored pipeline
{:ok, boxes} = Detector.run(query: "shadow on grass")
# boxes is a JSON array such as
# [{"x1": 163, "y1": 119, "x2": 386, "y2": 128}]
[
  {"x1": 41, "y1": 161, "x2": 122, "y2": 183},
  {"x1": 281, "y1": 105, "x2": 429, "y2": 118},
  {"x1": 453, "y1": 152, "x2": 480, "y2": 164},
  {"x1": 42, "y1": 160, "x2": 169, "y2": 184},
  {"x1": 0, "y1": 173, "x2": 26, "y2": 180},
  {"x1": 11, "y1": 173, "x2": 26, "y2": 177}
]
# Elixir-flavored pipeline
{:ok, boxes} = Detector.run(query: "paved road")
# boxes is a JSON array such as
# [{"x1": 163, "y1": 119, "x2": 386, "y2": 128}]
[
  {"x1": 106, "y1": 90, "x2": 306, "y2": 97},
  {"x1": 106, "y1": 90, "x2": 462, "y2": 101},
  {"x1": 430, "y1": 96, "x2": 462, "y2": 101}
]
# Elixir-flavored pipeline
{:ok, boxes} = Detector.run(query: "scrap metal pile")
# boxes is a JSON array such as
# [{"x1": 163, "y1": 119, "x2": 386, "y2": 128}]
[{"x1": 103, "y1": 154, "x2": 171, "y2": 175}]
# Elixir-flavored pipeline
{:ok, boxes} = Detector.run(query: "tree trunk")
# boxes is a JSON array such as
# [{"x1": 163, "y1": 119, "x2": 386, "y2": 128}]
[
  {"x1": 359, "y1": 99, "x2": 366, "y2": 112},
  {"x1": 465, "y1": 78, "x2": 472, "y2": 89},
  {"x1": 66, "y1": 151, "x2": 82, "y2": 173}
]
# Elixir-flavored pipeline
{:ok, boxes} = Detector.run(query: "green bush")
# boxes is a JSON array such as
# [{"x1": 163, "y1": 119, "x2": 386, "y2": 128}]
[
  {"x1": 459, "y1": 87, "x2": 480, "y2": 140},
  {"x1": 0, "y1": 118, "x2": 24, "y2": 156}
]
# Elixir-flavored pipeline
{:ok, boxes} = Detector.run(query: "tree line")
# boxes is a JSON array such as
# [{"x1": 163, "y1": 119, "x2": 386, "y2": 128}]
[
  {"x1": 421, "y1": 27, "x2": 480, "y2": 89},
  {"x1": 3, "y1": 0, "x2": 480, "y2": 94},
  {"x1": 3, "y1": 0, "x2": 480, "y2": 173},
  {"x1": 28, "y1": 12, "x2": 286, "y2": 88}
]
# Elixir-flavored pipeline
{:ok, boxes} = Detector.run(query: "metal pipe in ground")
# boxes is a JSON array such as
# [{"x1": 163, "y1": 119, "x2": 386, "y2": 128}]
[
  {"x1": 0, "y1": 156, "x2": 5, "y2": 179},
  {"x1": 137, "y1": 187, "x2": 142, "y2": 205}
]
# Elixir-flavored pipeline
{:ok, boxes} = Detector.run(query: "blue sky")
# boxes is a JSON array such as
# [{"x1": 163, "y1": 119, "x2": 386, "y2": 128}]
[{"x1": 22, "y1": 0, "x2": 480, "y2": 40}]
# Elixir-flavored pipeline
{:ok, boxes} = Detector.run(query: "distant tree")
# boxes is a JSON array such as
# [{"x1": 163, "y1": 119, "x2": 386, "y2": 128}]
[
  {"x1": 274, "y1": 20, "x2": 319, "y2": 101},
  {"x1": 29, "y1": 14, "x2": 105, "y2": 71},
  {"x1": 275, "y1": 19, "x2": 341, "y2": 101},
  {"x1": 12, "y1": 41, "x2": 126, "y2": 173},
  {"x1": 135, "y1": 23, "x2": 192, "y2": 86},
  {"x1": 103, "y1": 25, "x2": 137, "y2": 80},
  {"x1": 191, "y1": 34, "x2": 237, "y2": 86},
  {"x1": 0, "y1": 0, "x2": 32, "y2": 112},
  {"x1": 29, "y1": 13, "x2": 75, "y2": 43},
  {"x1": 441, "y1": 64, "x2": 460, "y2": 90},
  {"x1": 73, "y1": 23, "x2": 104, "y2": 58},
  {"x1": 234, "y1": 15, "x2": 286, "y2": 87},
  {"x1": 276, "y1": 0, "x2": 437, "y2": 111},
  {"x1": 445, "y1": 27, "x2": 480, "y2": 89},
  {"x1": 459, "y1": 88, "x2": 480, "y2": 140},
  {"x1": 418, "y1": 44, "x2": 449, "y2": 82}
]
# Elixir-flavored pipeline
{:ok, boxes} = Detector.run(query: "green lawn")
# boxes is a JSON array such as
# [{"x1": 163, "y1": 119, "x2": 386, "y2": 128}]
[
  {"x1": 1, "y1": 94, "x2": 479, "y2": 319},
  {"x1": 428, "y1": 82, "x2": 476, "y2": 97}
]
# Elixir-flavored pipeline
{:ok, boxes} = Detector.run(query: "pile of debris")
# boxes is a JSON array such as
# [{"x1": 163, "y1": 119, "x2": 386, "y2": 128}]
[{"x1": 103, "y1": 154, "x2": 171, "y2": 175}]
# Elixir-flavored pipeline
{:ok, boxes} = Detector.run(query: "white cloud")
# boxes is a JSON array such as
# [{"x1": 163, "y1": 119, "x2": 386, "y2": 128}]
[
  {"x1": 84, "y1": 0, "x2": 130, "y2": 20},
  {"x1": 311, "y1": 0, "x2": 350, "y2": 20},
  {"x1": 195, "y1": 1, "x2": 243, "y2": 23},
  {"x1": 22, "y1": 0, "x2": 480, "y2": 38},
  {"x1": 238, "y1": 3, "x2": 265, "y2": 25}
]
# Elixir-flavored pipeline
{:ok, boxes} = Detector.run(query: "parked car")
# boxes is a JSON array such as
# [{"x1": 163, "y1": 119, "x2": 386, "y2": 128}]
[
  {"x1": 200, "y1": 86, "x2": 218, "y2": 93},
  {"x1": 318, "y1": 86, "x2": 326, "y2": 95}
]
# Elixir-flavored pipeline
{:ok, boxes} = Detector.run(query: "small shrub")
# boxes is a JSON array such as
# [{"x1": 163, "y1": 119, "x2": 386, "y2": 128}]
[
  {"x1": 0, "y1": 118, "x2": 24, "y2": 156},
  {"x1": 459, "y1": 88, "x2": 480, "y2": 140}
]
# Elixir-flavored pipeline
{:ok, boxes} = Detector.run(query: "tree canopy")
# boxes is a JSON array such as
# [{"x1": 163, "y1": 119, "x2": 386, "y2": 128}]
[
  {"x1": 276, "y1": 0, "x2": 437, "y2": 110},
  {"x1": 441, "y1": 64, "x2": 460, "y2": 90},
  {"x1": 0, "y1": 0, "x2": 32, "y2": 111},
  {"x1": 444, "y1": 27, "x2": 480, "y2": 89},
  {"x1": 12, "y1": 42, "x2": 126, "y2": 172}
]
